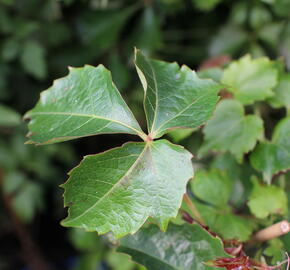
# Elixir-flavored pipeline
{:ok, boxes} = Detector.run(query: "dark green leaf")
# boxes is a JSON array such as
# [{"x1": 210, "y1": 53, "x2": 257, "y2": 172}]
[
  {"x1": 118, "y1": 223, "x2": 229, "y2": 270},
  {"x1": 77, "y1": 7, "x2": 135, "y2": 51},
  {"x1": 135, "y1": 49, "x2": 222, "y2": 139},
  {"x1": 130, "y1": 6, "x2": 162, "y2": 54},
  {"x1": 25, "y1": 65, "x2": 145, "y2": 145}
]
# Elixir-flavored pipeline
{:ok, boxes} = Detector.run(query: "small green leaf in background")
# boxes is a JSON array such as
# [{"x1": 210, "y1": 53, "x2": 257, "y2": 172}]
[
  {"x1": 20, "y1": 40, "x2": 47, "y2": 80},
  {"x1": 197, "y1": 67, "x2": 223, "y2": 82},
  {"x1": 192, "y1": 0, "x2": 223, "y2": 11},
  {"x1": 250, "y1": 117, "x2": 290, "y2": 183},
  {"x1": 199, "y1": 99, "x2": 264, "y2": 162},
  {"x1": 135, "y1": 49, "x2": 222, "y2": 138},
  {"x1": 3, "y1": 171, "x2": 24, "y2": 194},
  {"x1": 62, "y1": 140, "x2": 193, "y2": 238},
  {"x1": 268, "y1": 73, "x2": 290, "y2": 109},
  {"x1": 192, "y1": 188, "x2": 254, "y2": 241},
  {"x1": 221, "y1": 55, "x2": 278, "y2": 105},
  {"x1": 10, "y1": 180, "x2": 43, "y2": 223},
  {"x1": 247, "y1": 177, "x2": 288, "y2": 219},
  {"x1": 68, "y1": 228, "x2": 100, "y2": 251},
  {"x1": 68, "y1": 228, "x2": 105, "y2": 270},
  {"x1": 117, "y1": 223, "x2": 229, "y2": 270},
  {"x1": 264, "y1": 239, "x2": 285, "y2": 265},
  {"x1": 1, "y1": 39, "x2": 19, "y2": 62},
  {"x1": 77, "y1": 6, "x2": 135, "y2": 52},
  {"x1": 107, "y1": 52, "x2": 130, "y2": 90},
  {"x1": 191, "y1": 168, "x2": 232, "y2": 207},
  {"x1": 24, "y1": 65, "x2": 145, "y2": 144},
  {"x1": 249, "y1": 4, "x2": 272, "y2": 30},
  {"x1": 130, "y1": 6, "x2": 162, "y2": 54},
  {"x1": 213, "y1": 213, "x2": 254, "y2": 242},
  {"x1": 272, "y1": 0, "x2": 290, "y2": 17},
  {"x1": 106, "y1": 252, "x2": 143, "y2": 270},
  {"x1": 0, "y1": 0, "x2": 14, "y2": 5},
  {"x1": 0, "y1": 104, "x2": 21, "y2": 127},
  {"x1": 209, "y1": 26, "x2": 247, "y2": 56}
]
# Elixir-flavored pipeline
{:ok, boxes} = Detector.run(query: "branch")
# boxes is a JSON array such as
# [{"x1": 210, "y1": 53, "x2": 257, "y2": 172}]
[
  {"x1": 0, "y1": 170, "x2": 52, "y2": 270},
  {"x1": 252, "y1": 220, "x2": 290, "y2": 242}
]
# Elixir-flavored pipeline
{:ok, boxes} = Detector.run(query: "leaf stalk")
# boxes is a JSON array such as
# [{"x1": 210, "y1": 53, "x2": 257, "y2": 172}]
[{"x1": 183, "y1": 193, "x2": 205, "y2": 226}]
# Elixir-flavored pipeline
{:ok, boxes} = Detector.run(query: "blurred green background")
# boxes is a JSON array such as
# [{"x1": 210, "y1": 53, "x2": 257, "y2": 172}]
[{"x1": 1, "y1": 0, "x2": 290, "y2": 269}]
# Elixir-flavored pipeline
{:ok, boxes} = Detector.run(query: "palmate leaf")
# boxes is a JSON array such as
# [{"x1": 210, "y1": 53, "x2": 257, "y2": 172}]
[
  {"x1": 135, "y1": 49, "x2": 222, "y2": 139},
  {"x1": 117, "y1": 223, "x2": 229, "y2": 270},
  {"x1": 199, "y1": 100, "x2": 264, "y2": 162},
  {"x1": 24, "y1": 50, "x2": 222, "y2": 237},
  {"x1": 61, "y1": 140, "x2": 193, "y2": 238},
  {"x1": 24, "y1": 65, "x2": 145, "y2": 144},
  {"x1": 250, "y1": 117, "x2": 290, "y2": 183}
]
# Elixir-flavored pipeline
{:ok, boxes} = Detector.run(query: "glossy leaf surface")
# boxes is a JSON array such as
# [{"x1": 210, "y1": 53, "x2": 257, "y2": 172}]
[
  {"x1": 118, "y1": 223, "x2": 229, "y2": 270},
  {"x1": 200, "y1": 100, "x2": 263, "y2": 162},
  {"x1": 62, "y1": 139, "x2": 193, "y2": 238},
  {"x1": 135, "y1": 49, "x2": 222, "y2": 139},
  {"x1": 25, "y1": 65, "x2": 144, "y2": 144},
  {"x1": 222, "y1": 55, "x2": 278, "y2": 105}
]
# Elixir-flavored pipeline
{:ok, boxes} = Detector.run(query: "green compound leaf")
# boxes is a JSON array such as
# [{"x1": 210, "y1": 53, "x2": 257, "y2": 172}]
[
  {"x1": 250, "y1": 117, "x2": 290, "y2": 183},
  {"x1": 117, "y1": 223, "x2": 229, "y2": 270},
  {"x1": 24, "y1": 65, "x2": 145, "y2": 145},
  {"x1": 61, "y1": 139, "x2": 193, "y2": 238},
  {"x1": 247, "y1": 178, "x2": 288, "y2": 219},
  {"x1": 199, "y1": 99, "x2": 264, "y2": 162},
  {"x1": 134, "y1": 49, "x2": 222, "y2": 139},
  {"x1": 221, "y1": 55, "x2": 278, "y2": 105},
  {"x1": 191, "y1": 169, "x2": 232, "y2": 208}
]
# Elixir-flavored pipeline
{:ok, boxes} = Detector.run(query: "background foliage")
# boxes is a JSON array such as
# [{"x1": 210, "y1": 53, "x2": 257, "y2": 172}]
[{"x1": 1, "y1": 0, "x2": 290, "y2": 269}]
